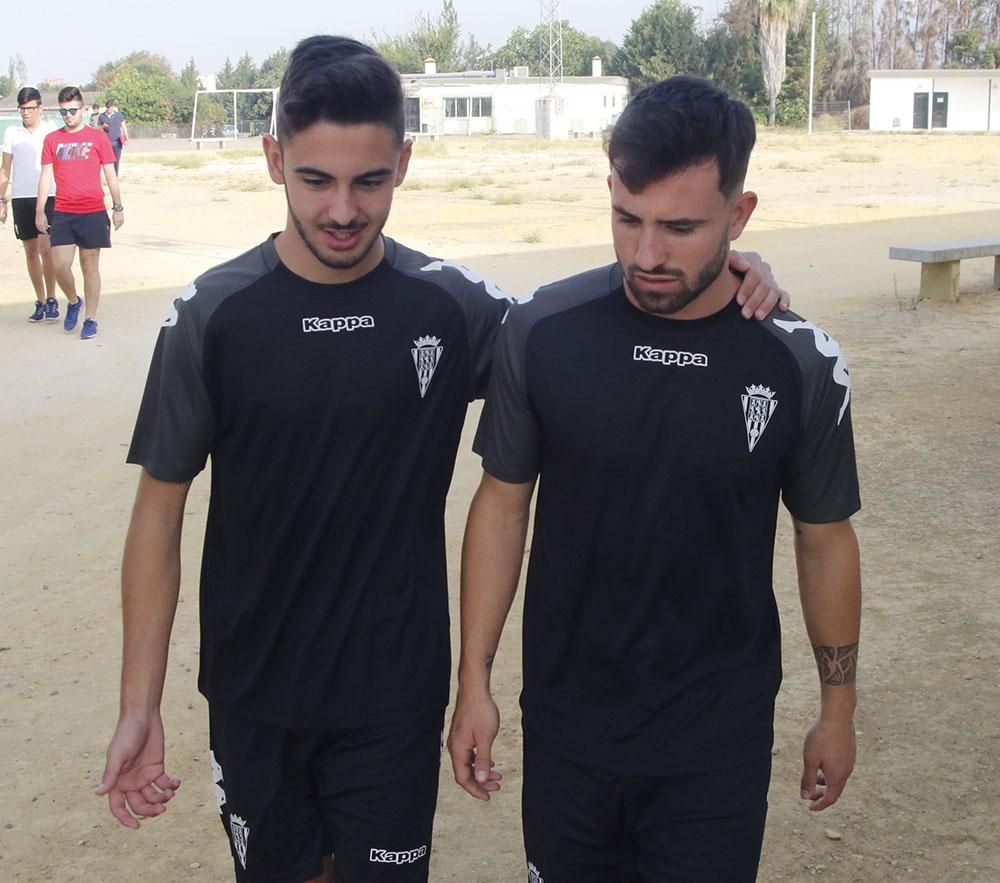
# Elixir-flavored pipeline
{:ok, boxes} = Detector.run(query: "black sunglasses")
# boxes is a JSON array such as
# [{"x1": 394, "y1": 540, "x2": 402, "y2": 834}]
[{"x1": 58, "y1": 106, "x2": 84, "y2": 116}]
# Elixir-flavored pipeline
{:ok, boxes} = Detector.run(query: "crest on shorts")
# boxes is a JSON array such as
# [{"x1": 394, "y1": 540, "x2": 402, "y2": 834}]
[
  {"x1": 229, "y1": 813, "x2": 250, "y2": 870},
  {"x1": 741, "y1": 384, "x2": 778, "y2": 452},
  {"x1": 528, "y1": 861, "x2": 545, "y2": 883},
  {"x1": 412, "y1": 335, "x2": 443, "y2": 399}
]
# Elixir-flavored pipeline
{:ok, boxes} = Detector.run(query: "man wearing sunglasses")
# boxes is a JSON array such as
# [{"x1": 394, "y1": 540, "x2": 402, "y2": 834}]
[
  {"x1": 35, "y1": 86, "x2": 124, "y2": 340},
  {"x1": 0, "y1": 87, "x2": 75, "y2": 323}
]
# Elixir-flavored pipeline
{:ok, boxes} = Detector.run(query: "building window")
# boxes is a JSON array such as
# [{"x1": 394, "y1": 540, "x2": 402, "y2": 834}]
[
  {"x1": 445, "y1": 97, "x2": 469, "y2": 117},
  {"x1": 471, "y1": 96, "x2": 492, "y2": 117}
]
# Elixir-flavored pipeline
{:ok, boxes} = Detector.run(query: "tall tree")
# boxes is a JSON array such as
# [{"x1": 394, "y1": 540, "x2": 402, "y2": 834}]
[
  {"x1": 490, "y1": 22, "x2": 618, "y2": 76},
  {"x1": 754, "y1": 0, "x2": 806, "y2": 124},
  {"x1": 374, "y1": 0, "x2": 485, "y2": 72},
  {"x1": 107, "y1": 65, "x2": 177, "y2": 123},
  {"x1": 95, "y1": 51, "x2": 174, "y2": 90},
  {"x1": 617, "y1": 0, "x2": 705, "y2": 85},
  {"x1": 174, "y1": 58, "x2": 201, "y2": 125},
  {"x1": 8, "y1": 53, "x2": 28, "y2": 89},
  {"x1": 705, "y1": 0, "x2": 763, "y2": 99}
]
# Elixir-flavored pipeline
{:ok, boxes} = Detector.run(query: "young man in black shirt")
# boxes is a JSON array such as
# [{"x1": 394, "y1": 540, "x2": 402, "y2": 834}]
[
  {"x1": 449, "y1": 77, "x2": 861, "y2": 883},
  {"x1": 97, "y1": 40, "x2": 788, "y2": 883}
]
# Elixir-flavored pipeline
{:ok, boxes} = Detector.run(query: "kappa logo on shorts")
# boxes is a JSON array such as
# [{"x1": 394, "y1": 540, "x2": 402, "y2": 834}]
[
  {"x1": 633, "y1": 345, "x2": 709, "y2": 368},
  {"x1": 302, "y1": 315, "x2": 375, "y2": 334},
  {"x1": 229, "y1": 813, "x2": 250, "y2": 870},
  {"x1": 741, "y1": 385, "x2": 778, "y2": 452},
  {"x1": 370, "y1": 845, "x2": 428, "y2": 865},
  {"x1": 528, "y1": 860, "x2": 545, "y2": 883},
  {"x1": 412, "y1": 335, "x2": 443, "y2": 398}
]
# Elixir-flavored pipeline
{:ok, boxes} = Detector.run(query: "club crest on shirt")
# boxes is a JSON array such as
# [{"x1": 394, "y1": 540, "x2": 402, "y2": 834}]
[
  {"x1": 742, "y1": 384, "x2": 778, "y2": 452},
  {"x1": 412, "y1": 335, "x2": 443, "y2": 399},
  {"x1": 229, "y1": 813, "x2": 250, "y2": 869}
]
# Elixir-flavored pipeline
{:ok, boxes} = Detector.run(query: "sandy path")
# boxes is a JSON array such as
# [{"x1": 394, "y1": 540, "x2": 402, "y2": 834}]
[{"x1": 1, "y1": 132, "x2": 998, "y2": 882}]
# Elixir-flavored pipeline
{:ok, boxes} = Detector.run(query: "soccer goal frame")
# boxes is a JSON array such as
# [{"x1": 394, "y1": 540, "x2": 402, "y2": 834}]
[{"x1": 190, "y1": 88, "x2": 278, "y2": 144}]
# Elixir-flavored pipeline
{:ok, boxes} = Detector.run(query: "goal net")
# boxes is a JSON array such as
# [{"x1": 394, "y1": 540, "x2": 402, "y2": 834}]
[
  {"x1": 190, "y1": 88, "x2": 278, "y2": 143},
  {"x1": 811, "y1": 100, "x2": 853, "y2": 132}
]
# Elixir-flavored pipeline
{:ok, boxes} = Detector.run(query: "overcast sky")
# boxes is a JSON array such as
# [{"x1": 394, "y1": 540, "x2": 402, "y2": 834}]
[{"x1": 14, "y1": 0, "x2": 720, "y2": 85}]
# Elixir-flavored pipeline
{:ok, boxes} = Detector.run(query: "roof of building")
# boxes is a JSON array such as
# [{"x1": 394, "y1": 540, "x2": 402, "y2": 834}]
[
  {"x1": 868, "y1": 69, "x2": 1000, "y2": 79},
  {"x1": 0, "y1": 90, "x2": 102, "y2": 111},
  {"x1": 400, "y1": 71, "x2": 627, "y2": 87}
]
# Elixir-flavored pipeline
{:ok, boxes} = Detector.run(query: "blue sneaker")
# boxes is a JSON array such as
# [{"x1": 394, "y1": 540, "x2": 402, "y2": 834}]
[
  {"x1": 28, "y1": 301, "x2": 45, "y2": 323},
  {"x1": 80, "y1": 318, "x2": 98, "y2": 340},
  {"x1": 44, "y1": 298, "x2": 60, "y2": 321},
  {"x1": 64, "y1": 297, "x2": 83, "y2": 332}
]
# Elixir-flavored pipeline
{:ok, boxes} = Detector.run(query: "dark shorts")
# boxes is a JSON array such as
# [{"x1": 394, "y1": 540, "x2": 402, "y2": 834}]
[
  {"x1": 48, "y1": 209, "x2": 111, "y2": 249},
  {"x1": 12, "y1": 196, "x2": 54, "y2": 241},
  {"x1": 521, "y1": 738, "x2": 772, "y2": 883},
  {"x1": 209, "y1": 706, "x2": 444, "y2": 883}
]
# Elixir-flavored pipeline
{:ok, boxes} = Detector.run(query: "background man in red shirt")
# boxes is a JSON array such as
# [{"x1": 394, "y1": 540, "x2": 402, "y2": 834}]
[{"x1": 36, "y1": 86, "x2": 124, "y2": 340}]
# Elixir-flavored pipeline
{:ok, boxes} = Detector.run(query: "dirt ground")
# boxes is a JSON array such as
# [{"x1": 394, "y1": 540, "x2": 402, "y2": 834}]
[{"x1": 1, "y1": 131, "x2": 998, "y2": 882}]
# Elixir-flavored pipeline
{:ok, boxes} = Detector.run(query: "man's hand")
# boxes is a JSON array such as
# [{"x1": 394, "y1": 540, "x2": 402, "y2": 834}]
[
  {"x1": 447, "y1": 689, "x2": 503, "y2": 800},
  {"x1": 730, "y1": 250, "x2": 791, "y2": 319},
  {"x1": 800, "y1": 715, "x2": 856, "y2": 811},
  {"x1": 112, "y1": 209, "x2": 124, "y2": 231},
  {"x1": 96, "y1": 714, "x2": 181, "y2": 829},
  {"x1": 0, "y1": 202, "x2": 7, "y2": 224},
  {"x1": 34, "y1": 212, "x2": 47, "y2": 235}
]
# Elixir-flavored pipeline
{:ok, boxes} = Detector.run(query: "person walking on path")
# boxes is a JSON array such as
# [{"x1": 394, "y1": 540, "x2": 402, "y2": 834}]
[
  {"x1": 98, "y1": 99, "x2": 128, "y2": 174},
  {"x1": 0, "y1": 87, "x2": 73, "y2": 323},
  {"x1": 36, "y1": 86, "x2": 124, "y2": 340},
  {"x1": 449, "y1": 76, "x2": 862, "y2": 883}
]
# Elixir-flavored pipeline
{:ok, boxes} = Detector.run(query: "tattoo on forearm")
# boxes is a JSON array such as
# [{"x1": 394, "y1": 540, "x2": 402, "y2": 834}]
[{"x1": 813, "y1": 642, "x2": 858, "y2": 685}]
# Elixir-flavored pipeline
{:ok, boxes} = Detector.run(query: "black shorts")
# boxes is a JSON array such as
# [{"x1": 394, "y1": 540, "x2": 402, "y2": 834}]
[
  {"x1": 209, "y1": 706, "x2": 444, "y2": 883},
  {"x1": 12, "y1": 196, "x2": 54, "y2": 241},
  {"x1": 48, "y1": 209, "x2": 111, "y2": 249},
  {"x1": 521, "y1": 738, "x2": 771, "y2": 883}
]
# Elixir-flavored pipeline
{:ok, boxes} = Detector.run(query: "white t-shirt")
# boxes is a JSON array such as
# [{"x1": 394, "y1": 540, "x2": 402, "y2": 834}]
[{"x1": 2, "y1": 120, "x2": 58, "y2": 199}]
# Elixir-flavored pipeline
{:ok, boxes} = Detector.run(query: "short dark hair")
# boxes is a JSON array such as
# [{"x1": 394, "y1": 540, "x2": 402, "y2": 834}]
[
  {"x1": 17, "y1": 87, "x2": 42, "y2": 105},
  {"x1": 58, "y1": 86, "x2": 84, "y2": 104},
  {"x1": 607, "y1": 76, "x2": 756, "y2": 197},
  {"x1": 277, "y1": 35, "x2": 404, "y2": 142}
]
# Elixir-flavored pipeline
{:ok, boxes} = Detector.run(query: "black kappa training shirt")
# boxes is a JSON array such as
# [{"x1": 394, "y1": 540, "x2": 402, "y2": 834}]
[
  {"x1": 129, "y1": 237, "x2": 510, "y2": 728},
  {"x1": 475, "y1": 263, "x2": 861, "y2": 775}
]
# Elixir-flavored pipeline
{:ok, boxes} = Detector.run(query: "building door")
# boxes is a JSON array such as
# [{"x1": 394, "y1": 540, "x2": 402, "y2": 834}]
[
  {"x1": 932, "y1": 92, "x2": 949, "y2": 128},
  {"x1": 913, "y1": 93, "x2": 929, "y2": 129},
  {"x1": 404, "y1": 97, "x2": 420, "y2": 133}
]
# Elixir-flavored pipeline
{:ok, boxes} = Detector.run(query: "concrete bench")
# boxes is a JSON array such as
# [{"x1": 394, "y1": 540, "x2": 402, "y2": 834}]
[{"x1": 889, "y1": 236, "x2": 1000, "y2": 302}]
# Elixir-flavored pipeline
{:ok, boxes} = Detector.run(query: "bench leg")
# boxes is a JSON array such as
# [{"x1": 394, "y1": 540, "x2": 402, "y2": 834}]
[{"x1": 920, "y1": 260, "x2": 960, "y2": 302}]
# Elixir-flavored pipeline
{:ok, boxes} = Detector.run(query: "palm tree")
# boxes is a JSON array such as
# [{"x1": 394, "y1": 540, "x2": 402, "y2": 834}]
[{"x1": 755, "y1": 0, "x2": 805, "y2": 125}]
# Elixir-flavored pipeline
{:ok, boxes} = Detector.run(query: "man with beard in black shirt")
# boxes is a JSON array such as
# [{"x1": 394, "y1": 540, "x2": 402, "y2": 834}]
[{"x1": 450, "y1": 76, "x2": 861, "y2": 883}]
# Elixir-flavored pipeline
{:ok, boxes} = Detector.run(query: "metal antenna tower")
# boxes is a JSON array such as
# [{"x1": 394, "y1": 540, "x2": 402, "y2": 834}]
[{"x1": 539, "y1": 0, "x2": 563, "y2": 93}]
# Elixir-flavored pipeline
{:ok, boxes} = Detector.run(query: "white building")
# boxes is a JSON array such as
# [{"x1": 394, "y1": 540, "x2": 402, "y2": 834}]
[
  {"x1": 401, "y1": 58, "x2": 629, "y2": 138},
  {"x1": 868, "y1": 69, "x2": 1000, "y2": 132}
]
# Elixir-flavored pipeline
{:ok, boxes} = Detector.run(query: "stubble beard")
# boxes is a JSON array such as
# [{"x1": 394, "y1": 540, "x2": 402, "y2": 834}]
[
  {"x1": 287, "y1": 200, "x2": 382, "y2": 272},
  {"x1": 624, "y1": 235, "x2": 730, "y2": 317}
]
